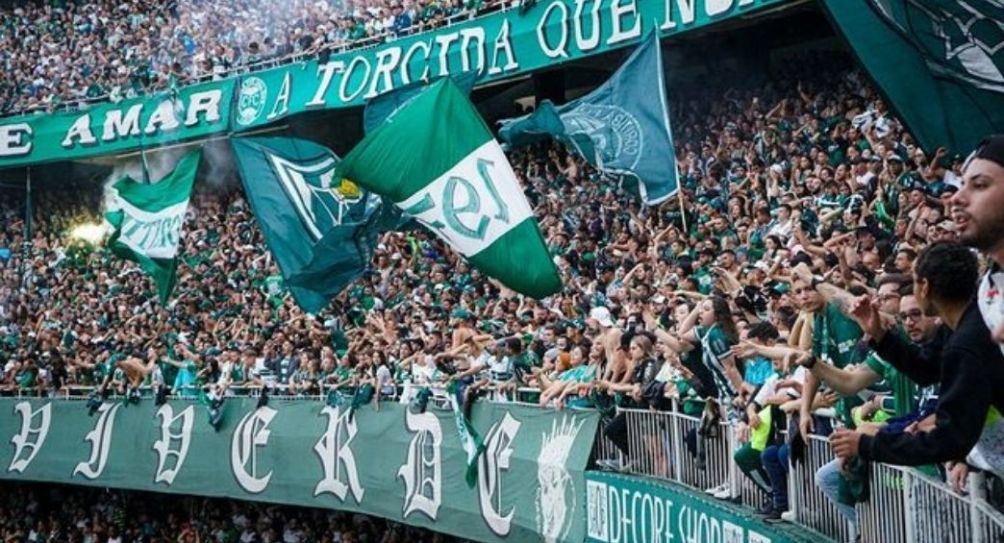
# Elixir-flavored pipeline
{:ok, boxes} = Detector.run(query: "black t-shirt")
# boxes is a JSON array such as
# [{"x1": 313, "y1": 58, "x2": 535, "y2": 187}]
[{"x1": 861, "y1": 302, "x2": 1004, "y2": 466}]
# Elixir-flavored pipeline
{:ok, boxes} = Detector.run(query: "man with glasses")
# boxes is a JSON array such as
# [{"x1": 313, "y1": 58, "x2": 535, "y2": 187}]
[
  {"x1": 805, "y1": 293, "x2": 941, "y2": 432},
  {"x1": 829, "y1": 242, "x2": 1004, "y2": 467}
]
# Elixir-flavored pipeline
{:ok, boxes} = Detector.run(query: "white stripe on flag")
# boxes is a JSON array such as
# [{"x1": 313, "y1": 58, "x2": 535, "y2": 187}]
[{"x1": 394, "y1": 141, "x2": 532, "y2": 258}]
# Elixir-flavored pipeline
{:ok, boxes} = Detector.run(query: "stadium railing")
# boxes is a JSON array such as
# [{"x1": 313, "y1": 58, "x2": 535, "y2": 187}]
[
  {"x1": 595, "y1": 404, "x2": 1004, "y2": 543},
  {"x1": 8, "y1": 384, "x2": 1004, "y2": 542},
  {"x1": 3, "y1": 0, "x2": 512, "y2": 118}
]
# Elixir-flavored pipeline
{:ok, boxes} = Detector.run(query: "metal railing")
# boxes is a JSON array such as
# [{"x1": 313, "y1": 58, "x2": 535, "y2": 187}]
[
  {"x1": 594, "y1": 405, "x2": 1004, "y2": 543},
  {"x1": 788, "y1": 433, "x2": 854, "y2": 542}
]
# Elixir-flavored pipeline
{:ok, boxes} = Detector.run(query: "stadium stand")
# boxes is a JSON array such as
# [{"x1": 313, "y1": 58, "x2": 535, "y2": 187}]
[{"x1": 2, "y1": 1, "x2": 1004, "y2": 542}]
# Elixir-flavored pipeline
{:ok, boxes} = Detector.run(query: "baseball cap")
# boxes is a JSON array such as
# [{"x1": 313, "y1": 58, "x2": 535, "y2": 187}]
[
  {"x1": 588, "y1": 306, "x2": 614, "y2": 328},
  {"x1": 964, "y1": 135, "x2": 1004, "y2": 169}
]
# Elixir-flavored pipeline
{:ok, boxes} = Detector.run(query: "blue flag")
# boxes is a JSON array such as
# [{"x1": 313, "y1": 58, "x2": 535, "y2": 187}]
[
  {"x1": 363, "y1": 71, "x2": 478, "y2": 134},
  {"x1": 230, "y1": 137, "x2": 392, "y2": 313},
  {"x1": 499, "y1": 32, "x2": 678, "y2": 204}
]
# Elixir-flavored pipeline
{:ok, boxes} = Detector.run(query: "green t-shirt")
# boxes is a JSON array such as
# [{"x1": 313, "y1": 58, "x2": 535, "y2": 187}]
[
  {"x1": 812, "y1": 302, "x2": 864, "y2": 368},
  {"x1": 864, "y1": 351, "x2": 918, "y2": 418}
]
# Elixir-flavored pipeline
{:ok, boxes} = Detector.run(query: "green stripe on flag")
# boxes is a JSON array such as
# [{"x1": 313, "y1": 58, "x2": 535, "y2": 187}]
[
  {"x1": 340, "y1": 79, "x2": 490, "y2": 201},
  {"x1": 468, "y1": 219, "x2": 562, "y2": 299}
]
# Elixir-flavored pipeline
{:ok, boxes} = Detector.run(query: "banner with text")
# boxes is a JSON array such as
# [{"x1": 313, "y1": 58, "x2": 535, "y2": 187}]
[
  {"x1": 585, "y1": 471, "x2": 817, "y2": 543},
  {"x1": 0, "y1": 0, "x2": 786, "y2": 168},
  {"x1": 0, "y1": 398, "x2": 598, "y2": 543}
]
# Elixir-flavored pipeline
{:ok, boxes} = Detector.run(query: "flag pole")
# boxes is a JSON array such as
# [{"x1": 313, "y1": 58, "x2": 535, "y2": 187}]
[
  {"x1": 20, "y1": 167, "x2": 31, "y2": 290},
  {"x1": 675, "y1": 163, "x2": 687, "y2": 232}
]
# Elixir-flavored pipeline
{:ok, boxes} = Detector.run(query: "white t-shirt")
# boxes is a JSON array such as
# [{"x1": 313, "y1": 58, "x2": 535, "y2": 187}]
[{"x1": 970, "y1": 265, "x2": 1004, "y2": 478}]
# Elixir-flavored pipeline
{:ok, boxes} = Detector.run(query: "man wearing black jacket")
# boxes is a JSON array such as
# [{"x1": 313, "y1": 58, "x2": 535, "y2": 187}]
[{"x1": 829, "y1": 242, "x2": 1004, "y2": 465}]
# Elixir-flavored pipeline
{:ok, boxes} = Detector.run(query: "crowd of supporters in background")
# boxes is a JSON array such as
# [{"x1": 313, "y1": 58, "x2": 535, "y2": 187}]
[
  {"x1": 0, "y1": 483, "x2": 452, "y2": 543},
  {"x1": 0, "y1": 0, "x2": 501, "y2": 116},
  {"x1": 3, "y1": 46, "x2": 1004, "y2": 538}
]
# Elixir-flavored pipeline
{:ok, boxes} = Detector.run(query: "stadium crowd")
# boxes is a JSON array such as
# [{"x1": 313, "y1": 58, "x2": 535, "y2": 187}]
[
  {"x1": 0, "y1": 483, "x2": 453, "y2": 543},
  {"x1": 0, "y1": 0, "x2": 501, "y2": 116},
  {"x1": 3, "y1": 47, "x2": 1004, "y2": 541}
]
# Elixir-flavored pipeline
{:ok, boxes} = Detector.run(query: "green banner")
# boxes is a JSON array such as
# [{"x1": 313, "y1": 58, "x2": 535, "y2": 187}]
[
  {"x1": 0, "y1": 0, "x2": 786, "y2": 169},
  {"x1": 585, "y1": 471, "x2": 818, "y2": 543},
  {"x1": 0, "y1": 80, "x2": 234, "y2": 168},
  {"x1": 0, "y1": 398, "x2": 598, "y2": 543}
]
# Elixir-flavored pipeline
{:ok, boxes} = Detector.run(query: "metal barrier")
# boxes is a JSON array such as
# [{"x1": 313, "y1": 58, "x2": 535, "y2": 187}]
[
  {"x1": 618, "y1": 405, "x2": 754, "y2": 503},
  {"x1": 788, "y1": 434, "x2": 855, "y2": 542},
  {"x1": 597, "y1": 407, "x2": 1004, "y2": 543},
  {"x1": 858, "y1": 462, "x2": 907, "y2": 543}
]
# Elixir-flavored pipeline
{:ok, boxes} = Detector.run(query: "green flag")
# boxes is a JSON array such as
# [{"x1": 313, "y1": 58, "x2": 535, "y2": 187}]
[
  {"x1": 338, "y1": 79, "x2": 562, "y2": 299},
  {"x1": 499, "y1": 32, "x2": 678, "y2": 204},
  {"x1": 230, "y1": 137, "x2": 395, "y2": 313},
  {"x1": 105, "y1": 151, "x2": 200, "y2": 303},
  {"x1": 446, "y1": 380, "x2": 486, "y2": 488},
  {"x1": 821, "y1": 0, "x2": 1004, "y2": 154}
]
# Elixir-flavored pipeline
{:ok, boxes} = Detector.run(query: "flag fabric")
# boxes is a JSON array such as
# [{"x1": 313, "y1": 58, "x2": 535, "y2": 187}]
[
  {"x1": 337, "y1": 78, "x2": 562, "y2": 299},
  {"x1": 498, "y1": 32, "x2": 678, "y2": 204},
  {"x1": 230, "y1": 137, "x2": 393, "y2": 313},
  {"x1": 363, "y1": 71, "x2": 478, "y2": 135},
  {"x1": 821, "y1": 0, "x2": 1004, "y2": 154},
  {"x1": 105, "y1": 150, "x2": 201, "y2": 304},
  {"x1": 446, "y1": 380, "x2": 486, "y2": 488}
]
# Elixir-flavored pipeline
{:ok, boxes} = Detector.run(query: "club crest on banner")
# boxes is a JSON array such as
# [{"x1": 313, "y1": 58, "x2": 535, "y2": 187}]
[
  {"x1": 73, "y1": 403, "x2": 122, "y2": 480},
  {"x1": 236, "y1": 77, "x2": 269, "y2": 126},
  {"x1": 8, "y1": 402, "x2": 52, "y2": 474},
  {"x1": 536, "y1": 415, "x2": 586, "y2": 543},
  {"x1": 231, "y1": 406, "x2": 277, "y2": 493},
  {"x1": 398, "y1": 409, "x2": 442, "y2": 520},
  {"x1": 152, "y1": 404, "x2": 195, "y2": 486}
]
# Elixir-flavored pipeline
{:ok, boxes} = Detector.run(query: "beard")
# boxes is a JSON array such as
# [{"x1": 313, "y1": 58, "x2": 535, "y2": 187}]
[{"x1": 960, "y1": 213, "x2": 1004, "y2": 252}]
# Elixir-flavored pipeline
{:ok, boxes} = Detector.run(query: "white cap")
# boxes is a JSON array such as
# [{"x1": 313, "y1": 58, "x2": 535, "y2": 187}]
[{"x1": 589, "y1": 306, "x2": 614, "y2": 328}]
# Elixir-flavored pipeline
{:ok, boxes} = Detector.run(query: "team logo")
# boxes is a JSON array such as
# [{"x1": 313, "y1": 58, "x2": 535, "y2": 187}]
[
  {"x1": 536, "y1": 416, "x2": 586, "y2": 543},
  {"x1": 269, "y1": 152, "x2": 373, "y2": 242},
  {"x1": 478, "y1": 412, "x2": 521, "y2": 536},
  {"x1": 236, "y1": 77, "x2": 268, "y2": 126},
  {"x1": 561, "y1": 104, "x2": 643, "y2": 170},
  {"x1": 314, "y1": 406, "x2": 365, "y2": 503},
  {"x1": 870, "y1": 0, "x2": 1004, "y2": 92},
  {"x1": 398, "y1": 409, "x2": 442, "y2": 520},
  {"x1": 230, "y1": 406, "x2": 277, "y2": 493},
  {"x1": 8, "y1": 402, "x2": 52, "y2": 473},
  {"x1": 73, "y1": 403, "x2": 122, "y2": 479},
  {"x1": 152, "y1": 404, "x2": 195, "y2": 486}
]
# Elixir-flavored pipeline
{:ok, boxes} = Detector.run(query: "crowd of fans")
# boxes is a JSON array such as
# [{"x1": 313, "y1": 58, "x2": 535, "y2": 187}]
[
  {"x1": 3, "y1": 46, "x2": 1004, "y2": 541},
  {"x1": 0, "y1": 483, "x2": 453, "y2": 543},
  {"x1": 0, "y1": 0, "x2": 501, "y2": 116}
]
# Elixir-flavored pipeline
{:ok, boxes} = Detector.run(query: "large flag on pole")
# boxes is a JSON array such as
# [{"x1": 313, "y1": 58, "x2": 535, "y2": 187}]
[
  {"x1": 230, "y1": 137, "x2": 391, "y2": 313},
  {"x1": 105, "y1": 150, "x2": 201, "y2": 304},
  {"x1": 498, "y1": 32, "x2": 678, "y2": 204},
  {"x1": 337, "y1": 79, "x2": 562, "y2": 299},
  {"x1": 821, "y1": 0, "x2": 1004, "y2": 154}
]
